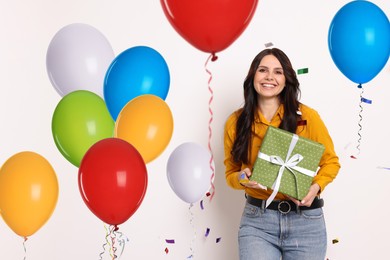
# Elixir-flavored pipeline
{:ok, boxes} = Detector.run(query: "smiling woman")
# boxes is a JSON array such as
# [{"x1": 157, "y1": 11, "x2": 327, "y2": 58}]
[{"x1": 223, "y1": 47, "x2": 340, "y2": 260}]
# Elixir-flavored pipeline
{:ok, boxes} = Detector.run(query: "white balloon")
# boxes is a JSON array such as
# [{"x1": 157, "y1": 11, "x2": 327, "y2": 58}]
[
  {"x1": 46, "y1": 23, "x2": 115, "y2": 97},
  {"x1": 167, "y1": 142, "x2": 214, "y2": 204}
]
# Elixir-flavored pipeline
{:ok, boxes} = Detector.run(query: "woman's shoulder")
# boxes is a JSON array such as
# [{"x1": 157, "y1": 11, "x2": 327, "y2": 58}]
[
  {"x1": 225, "y1": 108, "x2": 243, "y2": 129},
  {"x1": 226, "y1": 108, "x2": 243, "y2": 121},
  {"x1": 299, "y1": 103, "x2": 320, "y2": 118}
]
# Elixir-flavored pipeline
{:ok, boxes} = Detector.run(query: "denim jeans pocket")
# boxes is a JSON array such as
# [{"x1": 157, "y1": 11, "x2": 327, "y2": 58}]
[{"x1": 301, "y1": 208, "x2": 324, "y2": 219}]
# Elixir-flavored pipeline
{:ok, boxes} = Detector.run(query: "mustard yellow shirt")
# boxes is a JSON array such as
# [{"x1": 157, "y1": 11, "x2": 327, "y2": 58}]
[{"x1": 224, "y1": 103, "x2": 340, "y2": 200}]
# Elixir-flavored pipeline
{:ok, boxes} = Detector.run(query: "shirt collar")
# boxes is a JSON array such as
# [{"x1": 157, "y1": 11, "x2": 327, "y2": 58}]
[{"x1": 255, "y1": 104, "x2": 284, "y2": 125}]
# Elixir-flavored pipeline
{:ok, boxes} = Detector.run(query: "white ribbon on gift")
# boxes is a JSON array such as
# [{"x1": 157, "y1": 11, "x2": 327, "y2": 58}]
[{"x1": 257, "y1": 134, "x2": 316, "y2": 207}]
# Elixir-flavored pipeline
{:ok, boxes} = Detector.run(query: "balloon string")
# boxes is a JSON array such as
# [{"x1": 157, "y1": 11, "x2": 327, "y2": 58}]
[
  {"x1": 110, "y1": 225, "x2": 119, "y2": 260},
  {"x1": 204, "y1": 54, "x2": 216, "y2": 202},
  {"x1": 99, "y1": 225, "x2": 123, "y2": 259},
  {"x1": 351, "y1": 84, "x2": 364, "y2": 159},
  {"x1": 99, "y1": 224, "x2": 111, "y2": 260},
  {"x1": 114, "y1": 228, "x2": 129, "y2": 258},
  {"x1": 187, "y1": 203, "x2": 196, "y2": 259},
  {"x1": 23, "y1": 237, "x2": 28, "y2": 260}
]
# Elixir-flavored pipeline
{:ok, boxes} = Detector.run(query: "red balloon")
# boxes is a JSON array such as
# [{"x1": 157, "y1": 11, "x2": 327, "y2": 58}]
[
  {"x1": 161, "y1": 0, "x2": 258, "y2": 57},
  {"x1": 78, "y1": 138, "x2": 147, "y2": 226}
]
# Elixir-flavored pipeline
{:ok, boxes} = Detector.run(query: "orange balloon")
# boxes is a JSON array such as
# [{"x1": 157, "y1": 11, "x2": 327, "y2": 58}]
[
  {"x1": 115, "y1": 94, "x2": 174, "y2": 163},
  {"x1": 0, "y1": 152, "x2": 59, "y2": 238}
]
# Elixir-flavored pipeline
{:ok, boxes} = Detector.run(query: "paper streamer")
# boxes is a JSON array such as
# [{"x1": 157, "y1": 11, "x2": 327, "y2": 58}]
[
  {"x1": 264, "y1": 42, "x2": 274, "y2": 47},
  {"x1": 205, "y1": 54, "x2": 216, "y2": 202}
]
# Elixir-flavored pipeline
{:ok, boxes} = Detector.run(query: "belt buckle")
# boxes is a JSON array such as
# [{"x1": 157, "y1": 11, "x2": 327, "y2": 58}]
[{"x1": 277, "y1": 201, "x2": 291, "y2": 214}]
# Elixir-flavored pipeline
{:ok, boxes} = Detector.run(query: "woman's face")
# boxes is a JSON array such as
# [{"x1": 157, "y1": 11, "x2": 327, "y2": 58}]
[{"x1": 253, "y1": 54, "x2": 286, "y2": 101}]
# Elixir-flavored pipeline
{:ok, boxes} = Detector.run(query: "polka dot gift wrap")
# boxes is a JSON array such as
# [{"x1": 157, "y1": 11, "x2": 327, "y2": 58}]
[{"x1": 251, "y1": 126, "x2": 325, "y2": 201}]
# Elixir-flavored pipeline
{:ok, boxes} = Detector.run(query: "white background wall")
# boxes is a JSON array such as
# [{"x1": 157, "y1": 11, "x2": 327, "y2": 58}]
[{"x1": 0, "y1": 0, "x2": 389, "y2": 259}]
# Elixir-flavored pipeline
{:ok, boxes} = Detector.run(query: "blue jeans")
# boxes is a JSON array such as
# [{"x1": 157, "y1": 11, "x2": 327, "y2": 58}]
[{"x1": 238, "y1": 202, "x2": 327, "y2": 260}]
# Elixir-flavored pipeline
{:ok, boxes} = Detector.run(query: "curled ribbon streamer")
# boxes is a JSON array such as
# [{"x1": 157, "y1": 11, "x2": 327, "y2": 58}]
[
  {"x1": 351, "y1": 84, "x2": 368, "y2": 159},
  {"x1": 98, "y1": 225, "x2": 127, "y2": 260},
  {"x1": 99, "y1": 225, "x2": 111, "y2": 260},
  {"x1": 258, "y1": 134, "x2": 316, "y2": 207},
  {"x1": 114, "y1": 229, "x2": 129, "y2": 259},
  {"x1": 205, "y1": 54, "x2": 216, "y2": 202},
  {"x1": 111, "y1": 234, "x2": 117, "y2": 259},
  {"x1": 23, "y1": 237, "x2": 28, "y2": 260},
  {"x1": 188, "y1": 203, "x2": 196, "y2": 259}
]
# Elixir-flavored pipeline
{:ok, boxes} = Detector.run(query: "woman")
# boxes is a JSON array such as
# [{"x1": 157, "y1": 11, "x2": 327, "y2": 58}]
[{"x1": 224, "y1": 48, "x2": 340, "y2": 260}]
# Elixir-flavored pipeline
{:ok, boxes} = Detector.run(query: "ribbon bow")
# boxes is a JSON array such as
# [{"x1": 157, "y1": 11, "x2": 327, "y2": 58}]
[{"x1": 258, "y1": 134, "x2": 316, "y2": 207}]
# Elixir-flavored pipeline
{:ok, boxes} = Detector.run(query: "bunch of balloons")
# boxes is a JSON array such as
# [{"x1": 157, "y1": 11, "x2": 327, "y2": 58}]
[{"x1": 47, "y1": 23, "x2": 173, "y2": 228}]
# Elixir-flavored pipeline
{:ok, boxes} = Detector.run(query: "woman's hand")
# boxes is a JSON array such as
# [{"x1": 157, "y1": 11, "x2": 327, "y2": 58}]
[
  {"x1": 238, "y1": 168, "x2": 267, "y2": 190},
  {"x1": 288, "y1": 183, "x2": 320, "y2": 207}
]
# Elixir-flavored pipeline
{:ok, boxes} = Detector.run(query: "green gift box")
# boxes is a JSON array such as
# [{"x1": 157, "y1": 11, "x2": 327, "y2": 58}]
[{"x1": 251, "y1": 126, "x2": 325, "y2": 203}]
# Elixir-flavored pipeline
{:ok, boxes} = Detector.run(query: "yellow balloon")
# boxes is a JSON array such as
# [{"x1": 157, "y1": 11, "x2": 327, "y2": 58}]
[
  {"x1": 115, "y1": 94, "x2": 174, "y2": 163},
  {"x1": 0, "y1": 151, "x2": 59, "y2": 238}
]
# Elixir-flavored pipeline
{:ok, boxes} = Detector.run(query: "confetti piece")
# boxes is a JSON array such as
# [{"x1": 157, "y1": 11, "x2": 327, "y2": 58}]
[
  {"x1": 165, "y1": 247, "x2": 169, "y2": 254},
  {"x1": 206, "y1": 191, "x2": 211, "y2": 197},
  {"x1": 297, "y1": 68, "x2": 309, "y2": 74},
  {"x1": 350, "y1": 155, "x2": 357, "y2": 159},
  {"x1": 200, "y1": 200, "x2": 204, "y2": 210},
  {"x1": 332, "y1": 238, "x2": 339, "y2": 244},
  {"x1": 216, "y1": 237, "x2": 222, "y2": 243},
  {"x1": 361, "y1": 97, "x2": 372, "y2": 104},
  {"x1": 205, "y1": 228, "x2": 210, "y2": 237},
  {"x1": 265, "y1": 42, "x2": 274, "y2": 47},
  {"x1": 165, "y1": 239, "x2": 175, "y2": 244},
  {"x1": 377, "y1": 166, "x2": 390, "y2": 170}
]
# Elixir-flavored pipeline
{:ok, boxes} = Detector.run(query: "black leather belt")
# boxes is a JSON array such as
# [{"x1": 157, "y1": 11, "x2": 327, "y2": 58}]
[{"x1": 246, "y1": 195, "x2": 324, "y2": 214}]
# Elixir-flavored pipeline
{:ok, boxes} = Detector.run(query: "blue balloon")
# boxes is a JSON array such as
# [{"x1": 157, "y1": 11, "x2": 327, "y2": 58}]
[
  {"x1": 328, "y1": 1, "x2": 390, "y2": 85},
  {"x1": 104, "y1": 46, "x2": 170, "y2": 120}
]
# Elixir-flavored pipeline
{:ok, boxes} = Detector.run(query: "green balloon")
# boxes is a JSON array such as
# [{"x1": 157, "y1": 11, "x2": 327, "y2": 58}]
[{"x1": 52, "y1": 90, "x2": 114, "y2": 167}]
